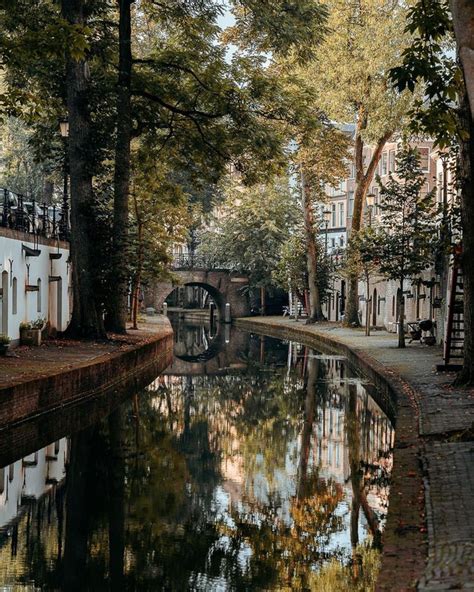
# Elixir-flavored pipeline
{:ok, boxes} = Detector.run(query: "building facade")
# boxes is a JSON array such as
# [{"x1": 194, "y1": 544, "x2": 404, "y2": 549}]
[
  {"x1": 321, "y1": 139, "x2": 455, "y2": 343},
  {"x1": 0, "y1": 227, "x2": 71, "y2": 344}
]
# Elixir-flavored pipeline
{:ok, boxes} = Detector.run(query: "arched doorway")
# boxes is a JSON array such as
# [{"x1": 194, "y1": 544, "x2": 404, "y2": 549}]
[
  {"x1": 372, "y1": 288, "x2": 377, "y2": 327},
  {"x1": 1, "y1": 271, "x2": 9, "y2": 336}
]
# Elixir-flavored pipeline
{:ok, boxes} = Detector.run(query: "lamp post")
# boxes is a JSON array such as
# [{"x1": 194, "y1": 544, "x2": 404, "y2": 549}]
[
  {"x1": 59, "y1": 119, "x2": 69, "y2": 240},
  {"x1": 323, "y1": 209, "x2": 331, "y2": 255},
  {"x1": 366, "y1": 192, "x2": 375, "y2": 227}
]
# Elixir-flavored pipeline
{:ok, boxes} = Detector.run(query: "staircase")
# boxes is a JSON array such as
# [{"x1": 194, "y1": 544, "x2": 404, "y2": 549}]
[{"x1": 443, "y1": 260, "x2": 464, "y2": 368}]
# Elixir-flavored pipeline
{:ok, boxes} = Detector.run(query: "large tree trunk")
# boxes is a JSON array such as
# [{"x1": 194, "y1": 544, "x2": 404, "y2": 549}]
[
  {"x1": 301, "y1": 170, "x2": 324, "y2": 322},
  {"x1": 455, "y1": 90, "x2": 474, "y2": 384},
  {"x1": 62, "y1": 0, "x2": 106, "y2": 339},
  {"x1": 344, "y1": 108, "x2": 391, "y2": 327},
  {"x1": 62, "y1": 428, "x2": 93, "y2": 590},
  {"x1": 108, "y1": 0, "x2": 133, "y2": 333},
  {"x1": 450, "y1": 0, "x2": 474, "y2": 119}
]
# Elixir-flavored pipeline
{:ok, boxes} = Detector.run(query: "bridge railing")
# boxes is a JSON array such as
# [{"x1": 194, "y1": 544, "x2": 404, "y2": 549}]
[{"x1": 171, "y1": 254, "x2": 222, "y2": 270}]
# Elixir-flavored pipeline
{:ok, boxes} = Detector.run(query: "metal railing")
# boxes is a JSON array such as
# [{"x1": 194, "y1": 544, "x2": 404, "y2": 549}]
[
  {"x1": 1, "y1": 188, "x2": 70, "y2": 241},
  {"x1": 171, "y1": 254, "x2": 221, "y2": 270}
]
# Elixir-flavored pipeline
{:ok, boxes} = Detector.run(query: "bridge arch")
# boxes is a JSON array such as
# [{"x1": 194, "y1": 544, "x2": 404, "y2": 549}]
[
  {"x1": 148, "y1": 270, "x2": 250, "y2": 319},
  {"x1": 166, "y1": 281, "x2": 225, "y2": 315}
]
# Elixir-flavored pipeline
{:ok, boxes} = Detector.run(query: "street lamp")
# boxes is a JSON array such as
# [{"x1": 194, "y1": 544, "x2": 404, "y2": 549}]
[
  {"x1": 59, "y1": 119, "x2": 69, "y2": 240},
  {"x1": 323, "y1": 209, "x2": 331, "y2": 255},
  {"x1": 366, "y1": 192, "x2": 375, "y2": 227}
]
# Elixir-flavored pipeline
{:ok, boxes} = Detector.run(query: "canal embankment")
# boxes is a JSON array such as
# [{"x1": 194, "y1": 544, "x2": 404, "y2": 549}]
[
  {"x1": 0, "y1": 318, "x2": 173, "y2": 433},
  {"x1": 236, "y1": 316, "x2": 474, "y2": 592}
]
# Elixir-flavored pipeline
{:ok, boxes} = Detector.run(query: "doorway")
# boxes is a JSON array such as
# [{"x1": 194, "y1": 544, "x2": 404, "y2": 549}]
[
  {"x1": 1, "y1": 271, "x2": 8, "y2": 335},
  {"x1": 372, "y1": 288, "x2": 377, "y2": 327}
]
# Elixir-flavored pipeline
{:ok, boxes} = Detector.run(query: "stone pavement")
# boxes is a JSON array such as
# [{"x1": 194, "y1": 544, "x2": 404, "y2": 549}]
[{"x1": 236, "y1": 317, "x2": 474, "y2": 591}]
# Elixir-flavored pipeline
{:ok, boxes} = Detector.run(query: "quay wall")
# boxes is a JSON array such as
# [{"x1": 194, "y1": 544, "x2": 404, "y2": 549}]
[{"x1": 0, "y1": 329, "x2": 173, "y2": 433}]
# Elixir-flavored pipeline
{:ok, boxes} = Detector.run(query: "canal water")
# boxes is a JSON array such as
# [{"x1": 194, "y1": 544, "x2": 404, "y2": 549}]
[{"x1": 0, "y1": 321, "x2": 394, "y2": 591}]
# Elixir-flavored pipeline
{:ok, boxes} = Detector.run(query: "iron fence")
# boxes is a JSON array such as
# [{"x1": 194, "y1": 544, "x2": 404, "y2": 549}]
[{"x1": 0, "y1": 188, "x2": 70, "y2": 241}]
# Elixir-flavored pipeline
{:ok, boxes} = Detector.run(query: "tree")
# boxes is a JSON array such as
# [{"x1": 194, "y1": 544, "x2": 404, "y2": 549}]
[
  {"x1": 0, "y1": 0, "x2": 328, "y2": 336},
  {"x1": 344, "y1": 226, "x2": 380, "y2": 335},
  {"x1": 273, "y1": 226, "x2": 330, "y2": 315},
  {"x1": 373, "y1": 147, "x2": 436, "y2": 348},
  {"x1": 296, "y1": 121, "x2": 350, "y2": 322},
  {"x1": 306, "y1": 0, "x2": 414, "y2": 326},
  {"x1": 61, "y1": 0, "x2": 107, "y2": 339},
  {"x1": 128, "y1": 150, "x2": 189, "y2": 329},
  {"x1": 390, "y1": 0, "x2": 474, "y2": 381},
  {"x1": 198, "y1": 176, "x2": 298, "y2": 314},
  {"x1": 108, "y1": 0, "x2": 133, "y2": 333}
]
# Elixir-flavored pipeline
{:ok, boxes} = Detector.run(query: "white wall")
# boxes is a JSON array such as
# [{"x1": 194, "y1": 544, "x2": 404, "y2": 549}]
[{"x1": 0, "y1": 229, "x2": 70, "y2": 342}]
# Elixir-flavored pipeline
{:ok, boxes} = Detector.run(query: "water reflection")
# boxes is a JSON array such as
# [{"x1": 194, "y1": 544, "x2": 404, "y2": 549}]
[{"x1": 0, "y1": 323, "x2": 394, "y2": 591}]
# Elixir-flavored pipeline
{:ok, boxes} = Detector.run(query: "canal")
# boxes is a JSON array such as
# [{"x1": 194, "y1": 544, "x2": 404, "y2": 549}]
[{"x1": 0, "y1": 320, "x2": 394, "y2": 591}]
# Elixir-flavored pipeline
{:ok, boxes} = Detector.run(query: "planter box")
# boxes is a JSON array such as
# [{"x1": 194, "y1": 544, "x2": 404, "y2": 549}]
[
  {"x1": 0, "y1": 344, "x2": 9, "y2": 356},
  {"x1": 20, "y1": 328, "x2": 42, "y2": 347}
]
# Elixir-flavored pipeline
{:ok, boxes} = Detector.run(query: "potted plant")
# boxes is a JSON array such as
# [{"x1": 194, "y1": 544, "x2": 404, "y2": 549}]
[
  {"x1": 20, "y1": 318, "x2": 45, "y2": 346},
  {"x1": 0, "y1": 334, "x2": 10, "y2": 356}
]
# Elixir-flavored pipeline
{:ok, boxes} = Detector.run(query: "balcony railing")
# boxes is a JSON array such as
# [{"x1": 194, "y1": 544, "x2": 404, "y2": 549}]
[{"x1": 1, "y1": 188, "x2": 70, "y2": 241}]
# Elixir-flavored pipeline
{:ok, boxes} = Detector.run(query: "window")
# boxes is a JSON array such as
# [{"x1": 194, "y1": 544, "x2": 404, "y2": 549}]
[
  {"x1": 37, "y1": 279, "x2": 41, "y2": 313},
  {"x1": 12, "y1": 277, "x2": 17, "y2": 315},
  {"x1": 331, "y1": 237, "x2": 336, "y2": 248},
  {"x1": 381, "y1": 153, "x2": 388, "y2": 176},
  {"x1": 348, "y1": 192, "x2": 354, "y2": 216},
  {"x1": 392, "y1": 295, "x2": 395, "y2": 317},
  {"x1": 331, "y1": 203, "x2": 336, "y2": 227},
  {"x1": 338, "y1": 202, "x2": 344, "y2": 227},
  {"x1": 339, "y1": 235, "x2": 344, "y2": 247},
  {"x1": 418, "y1": 147, "x2": 430, "y2": 171},
  {"x1": 389, "y1": 150, "x2": 396, "y2": 172}
]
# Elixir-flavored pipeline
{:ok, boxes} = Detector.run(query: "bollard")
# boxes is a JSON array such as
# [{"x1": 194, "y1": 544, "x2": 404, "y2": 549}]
[
  {"x1": 162, "y1": 302, "x2": 168, "y2": 316},
  {"x1": 224, "y1": 323, "x2": 231, "y2": 343},
  {"x1": 224, "y1": 302, "x2": 231, "y2": 323}
]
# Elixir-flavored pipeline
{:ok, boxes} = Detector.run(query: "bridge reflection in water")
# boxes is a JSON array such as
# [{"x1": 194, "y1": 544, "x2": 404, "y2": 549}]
[{"x1": 0, "y1": 322, "x2": 394, "y2": 591}]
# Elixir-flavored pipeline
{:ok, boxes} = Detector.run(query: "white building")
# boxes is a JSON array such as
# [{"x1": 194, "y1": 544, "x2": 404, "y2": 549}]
[{"x1": 0, "y1": 226, "x2": 70, "y2": 344}]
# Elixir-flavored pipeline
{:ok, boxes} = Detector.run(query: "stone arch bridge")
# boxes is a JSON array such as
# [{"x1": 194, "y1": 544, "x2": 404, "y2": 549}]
[{"x1": 147, "y1": 265, "x2": 251, "y2": 319}]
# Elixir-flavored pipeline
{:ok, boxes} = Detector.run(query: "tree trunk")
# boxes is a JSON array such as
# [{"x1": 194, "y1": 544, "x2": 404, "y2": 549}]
[
  {"x1": 454, "y1": 89, "x2": 474, "y2": 384},
  {"x1": 260, "y1": 286, "x2": 266, "y2": 315},
  {"x1": 62, "y1": 0, "x2": 106, "y2": 339},
  {"x1": 301, "y1": 169, "x2": 324, "y2": 322},
  {"x1": 62, "y1": 427, "x2": 93, "y2": 590},
  {"x1": 130, "y1": 211, "x2": 144, "y2": 330},
  {"x1": 450, "y1": 0, "x2": 474, "y2": 119},
  {"x1": 108, "y1": 0, "x2": 133, "y2": 333},
  {"x1": 297, "y1": 354, "x2": 318, "y2": 499},
  {"x1": 398, "y1": 279, "x2": 406, "y2": 348},
  {"x1": 344, "y1": 108, "x2": 392, "y2": 327}
]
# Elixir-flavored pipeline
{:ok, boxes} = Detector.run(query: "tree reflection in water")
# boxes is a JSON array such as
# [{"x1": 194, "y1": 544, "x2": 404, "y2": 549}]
[{"x1": 0, "y1": 331, "x2": 394, "y2": 591}]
